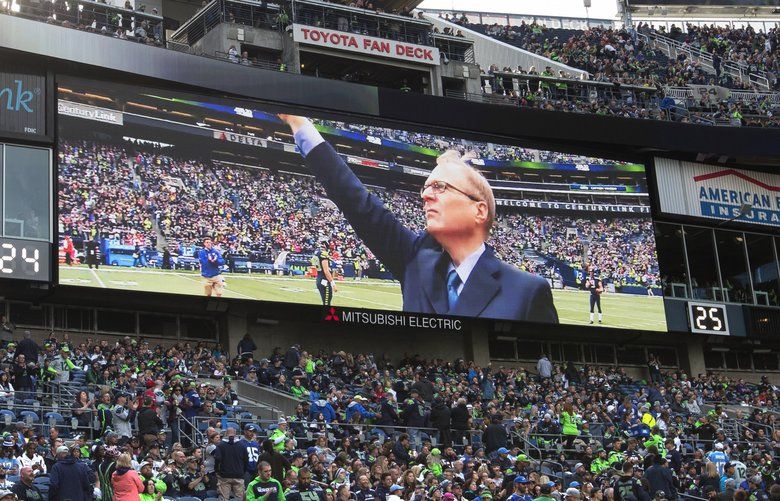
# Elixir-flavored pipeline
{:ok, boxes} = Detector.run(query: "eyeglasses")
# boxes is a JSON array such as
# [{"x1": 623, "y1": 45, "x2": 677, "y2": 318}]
[{"x1": 421, "y1": 180, "x2": 481, "y2": 202}]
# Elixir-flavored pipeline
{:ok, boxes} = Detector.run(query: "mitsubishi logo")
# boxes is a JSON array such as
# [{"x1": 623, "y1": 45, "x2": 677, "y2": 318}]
[{"x1": 324, "y1": 307, "x2": 340, "y2": 322}]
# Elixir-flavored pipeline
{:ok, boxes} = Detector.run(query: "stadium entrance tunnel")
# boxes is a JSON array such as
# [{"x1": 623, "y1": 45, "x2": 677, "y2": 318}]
[{"x1": 299, "y1": 50, "x2": 430, "y2": 93}]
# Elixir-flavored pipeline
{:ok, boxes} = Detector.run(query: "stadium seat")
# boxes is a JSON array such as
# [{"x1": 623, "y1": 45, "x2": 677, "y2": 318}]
[
  {"x1": 0, "y1": 410, "x2": 15, "y2": 426},
  {"x1": 226, "y1": 421, "x2": 240, "y2": 431},
  {"x1": 33, "y1": 476, "x2": 50, "y2": 485},
  {"x1": 6, "y1": 475, "x2": 19, "y2": 483},
  {"x1": 19, "y1": 410, "x2": 39, "y2": 424},
  {"x1": 204, "y1": 498, "x2": 221, "y2": 501},
  {"x1": 177, "y1": 497, "x2": 202, "y2": 501}
]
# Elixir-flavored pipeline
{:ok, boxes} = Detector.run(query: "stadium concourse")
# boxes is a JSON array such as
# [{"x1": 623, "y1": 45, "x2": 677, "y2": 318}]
[
  {"x1": 57, "y1": 134, "x2": 663, "y2": 330},
  {"x1": 0, "y1": 330, "x2": 775, "y2": 501}
]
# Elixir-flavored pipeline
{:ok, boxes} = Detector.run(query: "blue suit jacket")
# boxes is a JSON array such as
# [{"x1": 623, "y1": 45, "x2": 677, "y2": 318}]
[{"x1": 304, "y1": 142, "x2": 559, "y2": 323}]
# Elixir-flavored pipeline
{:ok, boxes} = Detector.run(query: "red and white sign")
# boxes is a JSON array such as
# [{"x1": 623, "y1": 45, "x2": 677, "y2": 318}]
[{"x1": 292, "y1": 24, "x2": 440, "y2": 66}]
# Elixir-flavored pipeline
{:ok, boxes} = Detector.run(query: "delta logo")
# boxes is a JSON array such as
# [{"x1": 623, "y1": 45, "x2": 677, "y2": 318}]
[
  {"x1": 694, "y1": 168, "x2": 780, "y2": 225},
  {"x1": 0, "y1": 80, "x2": 40, "y2": 113}
]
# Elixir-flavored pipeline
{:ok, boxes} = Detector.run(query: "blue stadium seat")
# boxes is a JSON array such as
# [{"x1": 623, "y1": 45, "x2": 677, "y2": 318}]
[
  {"x1": 204, "y1": 498, "x2": 221, "y2": 501},
  {"x1": 45, "y1": 412, "x2": 64, "y2": 424},
  {"x1": 0, "y1": 410, "x2": 15, "y2": 426},
  {"x1": 177, "y1": 497, "x2": 202, "y2": 501},
  {"x1": 33, "y1": 476, "x2": 49, "y2": 485},
  {"x1": 19, "y1": 410, "x2": 39, "y2": 424},
  {"x1": 6, "y1": 475, "x2": 19, "y2": 483}
]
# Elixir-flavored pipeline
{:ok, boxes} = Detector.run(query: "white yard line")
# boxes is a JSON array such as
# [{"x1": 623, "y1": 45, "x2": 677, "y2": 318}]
[{"x1": 88, "y1": 268, "x2": 106, "y2": 288}]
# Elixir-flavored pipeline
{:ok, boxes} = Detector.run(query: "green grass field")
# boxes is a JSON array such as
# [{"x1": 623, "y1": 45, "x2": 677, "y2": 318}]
[{"x1": 59, "y1": 265, "x2": 667, "y2": 331}]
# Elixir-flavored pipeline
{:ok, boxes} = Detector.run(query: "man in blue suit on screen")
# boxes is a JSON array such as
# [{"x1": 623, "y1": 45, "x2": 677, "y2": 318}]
[{"x1": 279, "y1": 115, "x2": 558, "y2": 323}]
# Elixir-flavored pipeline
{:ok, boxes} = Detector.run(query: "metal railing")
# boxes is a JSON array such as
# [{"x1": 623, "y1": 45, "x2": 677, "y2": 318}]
[
  {"x1": 641, "y1": 31, "x2": 774, "y2": 92},
  {"x1": 180, "y1": 414, "x2": 487, "y2": 449},
  {"x1": 433, "y1": 34, "x2": 475, "y2": 64},
  {"x1": 1, "y1": 0, "x2": 165, "y2": 43},
  {"x1": 168, "y1": 0, "x2": 227, "y2": 47},
  {"x1": 214, "y1": 50, "x2": 285, "y2": 71}
]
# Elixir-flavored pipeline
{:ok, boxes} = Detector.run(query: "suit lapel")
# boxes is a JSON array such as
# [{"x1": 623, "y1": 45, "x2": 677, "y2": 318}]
[
  {"x1": 452, "y1": 248, "x2": 501, "y2": 317},
  {"x1": 418, "y1": 247, "x2": 450, "y2": 315}
]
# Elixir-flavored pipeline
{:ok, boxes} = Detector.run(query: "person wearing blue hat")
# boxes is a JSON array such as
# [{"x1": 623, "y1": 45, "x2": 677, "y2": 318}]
[
  {"x1": 496, "y1": 447, "x2": 512, "y2": 470},
  {"x1": 569, "y1": 482, "x2": 581, "y2": 489},
  {"x1": 508, "y1": 475, "x2": 533, "y2": 501}
]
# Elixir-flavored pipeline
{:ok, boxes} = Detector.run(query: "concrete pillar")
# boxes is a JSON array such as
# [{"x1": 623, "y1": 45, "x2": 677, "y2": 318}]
[
  {"x1": 683, "y1": 336, "x2": 707, "y2": 377},
  {"x1": 225, "y1": 303, "x2": 248, "y2": 356},
  {"x1": 464, "y1": 322, "x2": 490, "y2": 365}
]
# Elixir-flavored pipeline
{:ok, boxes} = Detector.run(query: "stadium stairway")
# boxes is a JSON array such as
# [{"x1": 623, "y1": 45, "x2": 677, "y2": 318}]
[
  {"x1": 638, "y1": 31, "x2": 770, "y2": 91},
  {"x1": 234, "y1": 379, "x2": 300, "y2": 419},
  {"x1": 421, "y1": 14, "x2": 588, "y2": 80}
]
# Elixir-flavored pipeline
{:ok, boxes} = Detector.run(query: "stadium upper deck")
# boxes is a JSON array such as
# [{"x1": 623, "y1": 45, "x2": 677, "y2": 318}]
[{"x1": 2, "y1": 0, "x2": 779, "y2": 127}]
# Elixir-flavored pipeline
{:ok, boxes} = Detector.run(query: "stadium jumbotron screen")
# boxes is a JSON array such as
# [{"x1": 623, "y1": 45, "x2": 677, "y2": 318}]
[{"x1": 56, "y1": 77, "x2": 666, "y2": 330}]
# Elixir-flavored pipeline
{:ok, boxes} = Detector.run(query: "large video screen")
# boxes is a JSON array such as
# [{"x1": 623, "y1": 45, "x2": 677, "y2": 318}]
[{"x1": 57, "y1": 77, "x2": 666, "y2": 330}]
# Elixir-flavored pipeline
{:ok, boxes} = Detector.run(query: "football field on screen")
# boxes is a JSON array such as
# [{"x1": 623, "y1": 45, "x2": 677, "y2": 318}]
[{"x1": 59, "y1": 266, "x2": 667, "y2": 331}]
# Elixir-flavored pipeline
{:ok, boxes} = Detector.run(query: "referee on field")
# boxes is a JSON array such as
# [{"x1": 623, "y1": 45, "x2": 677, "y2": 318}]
[
  {"x1": 315, "y1": 238, "x2": 336, "y2": 306},
  {"x1": 585, "y1": 269, "x2": 604, "y2": 324}
]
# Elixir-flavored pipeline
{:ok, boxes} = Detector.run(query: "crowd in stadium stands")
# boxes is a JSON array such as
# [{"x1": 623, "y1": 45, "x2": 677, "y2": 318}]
[
  {"x1": 58, "y1": 140, "x2": 659, "y2": 288},
  {"x1": 58, "y1": 142, "x2": 158, "y2": 249},
  {"x1": 644, "y1": 23, "x2": 779, "y2": 91},
  {"x1": 0, "y1": 324, "x2": 776, "y2": 501},
  {"x1": 5, "y1": 0, "x2": 164, "y2": 46},
  {"x1": 312, "y1": 120, "x2": 628, "y2": 166},
  {"x1": 491, "y1": 215, "x2": 658, "y2": 289},
  {"x1": 438, "y1": 14, "x2": 779, "y2": 127}
]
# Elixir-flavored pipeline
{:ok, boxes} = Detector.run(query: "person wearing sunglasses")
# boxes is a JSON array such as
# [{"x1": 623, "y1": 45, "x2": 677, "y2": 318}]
[{"x1": 278, "y1": 114, "x2": 558, "y2": 323}]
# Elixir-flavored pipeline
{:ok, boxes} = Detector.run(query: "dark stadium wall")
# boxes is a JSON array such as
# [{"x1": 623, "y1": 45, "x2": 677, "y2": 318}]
[{"x1": 2, "y1": 15, "x2": 780, "y2": 164}]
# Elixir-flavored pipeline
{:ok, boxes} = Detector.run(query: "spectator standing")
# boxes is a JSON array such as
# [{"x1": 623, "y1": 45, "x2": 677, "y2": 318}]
[
  {"x1": 483, "y1": 415, "x2": 508, "y2": 454},
  {"x1": 15, "y1": 332, "x2": 38, "y2": 365},
  {"x1": 644, "y1": 455, "x2": 676, "y2": 499},
  {"x1": 137, "y1": 397, "x2": 163, "y2": 450},
  {"x1": 430, "y1": 397, "x2": 452, "y2": 448},
  {"x1": 450, "y1": 397, "x2": 470, "y2": 446},
  {"x1": 258, "y1": 439, "x2": 290, "y2": 484},
  {"x1": 49, "y1": 445, "x2": 93, "y2": 501},
  {"x1": 238, "y1": 334, "x2": 257, "y2": 359},
  {"x1": 112, "y1": 453, "x2": 144, "y2": 501},
  {"x1": 537, "y1": 355, "x2": 552, "y2": 379},
  {"x1": 213, "y1": 427, "x2": 249, "y2": 499}
]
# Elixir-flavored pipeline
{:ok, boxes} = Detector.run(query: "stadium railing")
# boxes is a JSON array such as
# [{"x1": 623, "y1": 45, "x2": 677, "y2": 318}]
[
  {"x1": 1, "y1": 0, "x2": 165, "y2": 43},
  {"x1": 640, "y1": 31, "x2": 772, "y2": 92},
  {"x1": 291, "y1": 0, "x2": 433, "y2": 46},
  {"x1": 181, "y1": 415, "x2": 485, "y2": 448},
  {"x1": 214, "y1": 50, "x2": 284, "y2": 71},
  {"x1": 432, "y1": 33, "x2": 475, "y2": 64}
]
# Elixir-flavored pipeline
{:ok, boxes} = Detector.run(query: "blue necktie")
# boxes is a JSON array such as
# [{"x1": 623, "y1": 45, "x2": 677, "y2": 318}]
[{"x1": 447, "y1": 269, "x2": 461, "y2": 312}]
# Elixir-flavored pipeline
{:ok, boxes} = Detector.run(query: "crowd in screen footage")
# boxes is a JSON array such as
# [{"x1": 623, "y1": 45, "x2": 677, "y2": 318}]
[
  {"x1": 278, "y1": 114, "x2": 558, "y2": 323},
  {"x1": 0, "y1": 328, "x2": 775, "y2": 501}
]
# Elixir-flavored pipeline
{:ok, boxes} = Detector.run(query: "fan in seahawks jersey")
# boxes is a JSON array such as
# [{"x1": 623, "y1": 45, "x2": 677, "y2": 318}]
[
  {"x1": 246, "y1": 461, "x2": 285, "y2": 501},
  {"x1": 315, "y1": 238, "x2": 337, "y2": 306},
  {"x1": 286, "y1": 467, "x2": 326, "y2": 501}
]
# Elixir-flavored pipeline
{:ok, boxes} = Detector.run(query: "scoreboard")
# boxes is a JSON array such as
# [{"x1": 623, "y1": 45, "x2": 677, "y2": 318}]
[
  {"x1": 0, "y1": 142, "x2": 52, "y2": 284},
  {"x1": 687, "y1": 302, "x2": 730, "y2": 336}
]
